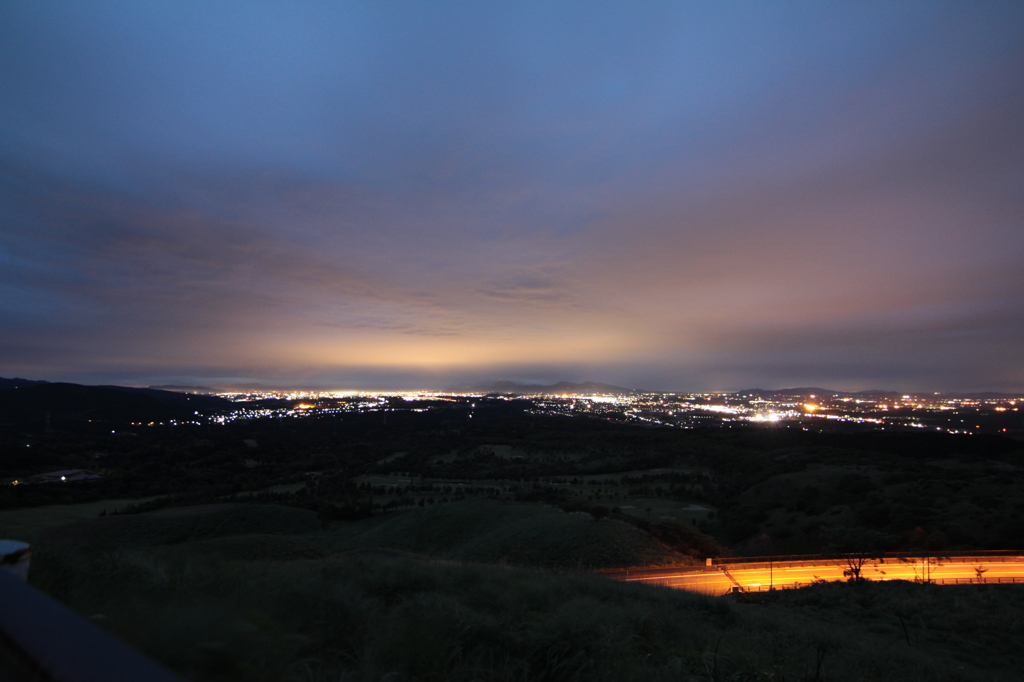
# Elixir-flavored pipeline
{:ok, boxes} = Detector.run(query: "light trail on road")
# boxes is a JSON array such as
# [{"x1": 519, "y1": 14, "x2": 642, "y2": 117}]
[{"x1": 604, "y1": 556, "x2": 1024, "y2": 596}]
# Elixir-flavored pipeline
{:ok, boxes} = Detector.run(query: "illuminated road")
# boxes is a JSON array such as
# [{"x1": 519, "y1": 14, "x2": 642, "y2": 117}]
[{"x1": 604, "y1": 556, "x2": 1024, "y2": 595}]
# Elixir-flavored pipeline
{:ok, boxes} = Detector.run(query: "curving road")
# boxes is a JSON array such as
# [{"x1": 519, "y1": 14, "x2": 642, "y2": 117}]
[{"x1": 604, "y1": 555, "x2": 1024, "y2": 595}]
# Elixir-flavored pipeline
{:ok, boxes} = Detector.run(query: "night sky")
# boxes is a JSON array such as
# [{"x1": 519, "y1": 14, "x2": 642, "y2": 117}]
[{"x1": 2, "y1": 2, "x2": 1023, "y2": 392}]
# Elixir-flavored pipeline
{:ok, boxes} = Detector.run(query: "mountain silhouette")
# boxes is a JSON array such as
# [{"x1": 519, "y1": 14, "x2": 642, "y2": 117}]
[
  {"x1": 0, "y1": 379, "x2": 231, "y2": 428},
  {"x1": 458, "y1": 380, "x2": 636, "y2": 395}
]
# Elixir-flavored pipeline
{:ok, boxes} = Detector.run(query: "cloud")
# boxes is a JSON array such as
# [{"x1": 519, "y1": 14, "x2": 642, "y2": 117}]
[{"x1": 2, "y1": 3, "x2": 1024, "y2": 390}]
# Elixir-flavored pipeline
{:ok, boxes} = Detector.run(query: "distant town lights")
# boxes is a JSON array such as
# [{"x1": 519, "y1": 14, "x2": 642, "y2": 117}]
[{"x1": 749, "y1": 413, "x2": 783, "y2": 423}]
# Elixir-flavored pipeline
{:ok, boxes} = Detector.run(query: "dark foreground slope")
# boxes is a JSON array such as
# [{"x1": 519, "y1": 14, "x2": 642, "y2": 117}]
[
  {"x1": 0, "y1": 380, "x2": 229, "y2": 430},
  {"x1": 24, "y1": 503, "x2": 1024, "y2": 682},
  {"x1": 4, "y1": 395, "x2": 1022, "y2": 556},
  {"x1": 6, "y1": 405, "x2": 1024, "y2": 680},
  {"x1": 38, "y1": 499, "x2": 690, "y2": 569}
]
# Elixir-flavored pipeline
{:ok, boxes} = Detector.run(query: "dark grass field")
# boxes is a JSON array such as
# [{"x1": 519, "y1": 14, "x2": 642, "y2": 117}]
[
  {"x1": 20, "y1": 502, "x2": 1024, "y2": 681},
  {"x1": 37, "y1": 500, "x2": 692, "y2": 569}
]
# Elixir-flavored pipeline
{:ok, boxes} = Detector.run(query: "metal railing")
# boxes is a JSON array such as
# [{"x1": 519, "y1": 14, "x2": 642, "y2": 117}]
[
  {"x1": 710, "y1": 548, "x2": 1024, "y2": 566},
  {"x1": 600, "y1": 553, "x2": 1024, "y2": 586},
  {"x1": 0, "y1": 569, "x2": 183, "y2": 682},
  {"x1": 736, "y1": 576, "x2": 1024, "y2": 592},
  {"x1": 600, "y1": 551, "x2": 1024, "y2": 577}
]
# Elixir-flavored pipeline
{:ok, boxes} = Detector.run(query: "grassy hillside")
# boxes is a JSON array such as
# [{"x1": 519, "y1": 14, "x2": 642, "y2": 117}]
[
  {"x1": 319, "y1": 499, "x2": 690, "y2": 569},
  {"x1": 38, "y1": 500, "x2": 690, "y2": 569},
  {"x1": 0, "y1": 496, "x2": 162, "y2": 539},
  {"x1": 21, "y1": 501, "x2": 1024, "y2": 681},
  {"x1": 28, "y1": 544, "x2": 1023, "y2": 682},
  {"x1": 40, "y1": 504, "x2": 321, "y2": 549}
]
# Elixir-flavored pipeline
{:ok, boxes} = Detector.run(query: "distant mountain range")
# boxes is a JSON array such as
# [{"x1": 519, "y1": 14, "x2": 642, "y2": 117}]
[
  {"x1": 148, "y1": 384, "x2": 219, "y2": 394},
  {"x1": 0, "y1": 377, "x2": 50, "y2": 390},
  {"x1": 456, "y1": 380, "x2": 637, "y2": 396},
  {"x1": 733, "y1": 387, "x2": 877, "y2": 398},
  {"x1": 733, "y1": 387, "x2": 1024, "y2": 399}
]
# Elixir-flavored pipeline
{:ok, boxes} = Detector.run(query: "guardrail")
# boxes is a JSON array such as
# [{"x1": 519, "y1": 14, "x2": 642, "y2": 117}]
[
  {"x1": 600, "y1": 554, "x2": 1024, "y2": 582},
  {"x1": 706, "y1": 555, "x2": 1024, "y2": 573},
  {"x1": 600, "y1": 551, "x2": 1024, "y2": 576},
  {"x1": 710, "y1": 549, "x2": 1024, "y2": 565},
  {"x1": 736, "y1": 576, "x2": 1024, "y2": 592},
  {"x1": 0, "y1": 569, "x2": 183, "y2": 682}
]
